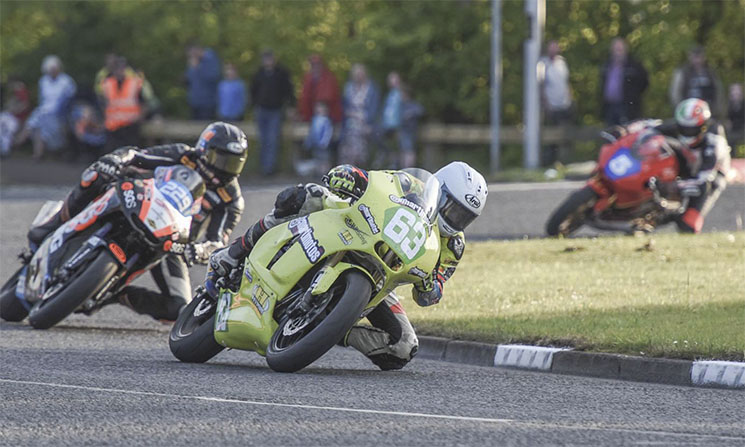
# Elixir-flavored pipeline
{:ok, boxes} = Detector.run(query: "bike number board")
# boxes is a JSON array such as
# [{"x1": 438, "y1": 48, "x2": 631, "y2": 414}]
[
  {"x1": 382, "y1": 207, "x2": 427, "y2": 263},
  {"x1": 604, "y1": 147, "x2": 641, "y2": 181}
]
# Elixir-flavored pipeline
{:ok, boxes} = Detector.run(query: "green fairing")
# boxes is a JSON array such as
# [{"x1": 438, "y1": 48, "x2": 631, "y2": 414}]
[{"x1": 213, "y1": 170, "x2": 441, "y2": 355}]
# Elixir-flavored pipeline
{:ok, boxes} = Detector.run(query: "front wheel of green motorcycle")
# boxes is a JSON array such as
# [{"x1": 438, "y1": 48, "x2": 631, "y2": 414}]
[
  {"x1": 266, "y1": 271, "x2": 371, "y2": 373},
  {"x1": 169, "y1": 291, "x2": 225, "y2": 363}
]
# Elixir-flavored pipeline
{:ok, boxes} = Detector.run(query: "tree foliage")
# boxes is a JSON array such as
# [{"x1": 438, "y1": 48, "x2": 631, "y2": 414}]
[{"x1": 1, "y1": 0, "x2": 743, "y2": 125}]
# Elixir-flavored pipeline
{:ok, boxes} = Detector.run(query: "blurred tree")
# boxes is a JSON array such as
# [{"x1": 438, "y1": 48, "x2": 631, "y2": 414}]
[{"x1": 1, "y1": 0, "x2": 742, "y2": 126}]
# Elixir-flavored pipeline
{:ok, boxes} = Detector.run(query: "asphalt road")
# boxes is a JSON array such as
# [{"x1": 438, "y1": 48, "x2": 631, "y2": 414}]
[
  {"x1": 1, "y1": 182, "x2": 744, "y2": 445},
  {"x1": 2, "y1": 319, "x2": 744, "y2": 446}
]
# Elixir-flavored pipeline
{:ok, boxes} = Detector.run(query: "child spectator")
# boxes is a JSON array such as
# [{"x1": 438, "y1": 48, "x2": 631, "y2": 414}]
[
  {"x1": 297, "y1": 102, "x2": 334, "y2": 176},
  {"x1": 217, "y1": 63, "x2": 247, "y2": 122}
]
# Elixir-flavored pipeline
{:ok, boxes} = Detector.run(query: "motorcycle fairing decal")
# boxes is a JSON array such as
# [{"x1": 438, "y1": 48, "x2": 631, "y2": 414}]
[
  {"x1": 49, "y1": 188, "x2": 117, "y2": 254},
  {"x1": 288, "y1": 216, "x2": 325, "y2": 264},
  {"x1": 358, "y1": 204, "x2": 380, "y2": 234},
  {"x1": 215, "y1": 291, "x2": 231, "y2": 332},
  {"x1": 604, "y1": 148, "x2": 641, "y2": 181},
  {"x1": 382, "y1": 206, "x2": 428, "y2": 263}
]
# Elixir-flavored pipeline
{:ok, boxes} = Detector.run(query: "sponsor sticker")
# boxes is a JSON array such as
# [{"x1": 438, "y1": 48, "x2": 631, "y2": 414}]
[
  {"x1": 465, "y1": 194, "x2": 481, "y2": 208},
  {"x1": 215, "y1": 291, "x2": 231, "y2": 332},
  {"x1": 338, "y1": 230, "x2": 353, "y2": 246},
  {"x1": 358, "y1": 204, "x2": 380, "y2": 234},
  {"x1": 251, "y1": 284, "x2": 270, "y2": 315},
  {"x1": 288, "y1": 216, "x2": 325, "y2": 263},
  {"x1": 123, "y1": 189, "x2": 136, "y2": 209},
  {"x1": 345, "y1": 217, "x2": 368, "y2": 244}
]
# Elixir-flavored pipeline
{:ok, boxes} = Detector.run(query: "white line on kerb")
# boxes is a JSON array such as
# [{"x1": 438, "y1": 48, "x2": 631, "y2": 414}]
[{"x1": 2, "y1": 378, "x2": 744, "y2": 442}]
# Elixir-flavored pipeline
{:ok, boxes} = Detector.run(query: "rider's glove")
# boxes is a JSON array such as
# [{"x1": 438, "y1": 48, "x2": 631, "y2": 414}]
[
  {"x1": 676, "y1": 179, "x2": 704, "y2": 198},
  {"x1": 413, "y1": 270, "x2": 442, "y2": 307},
  {"x1": 209, "y1": 247, "x2": 241, "y2": 277},
  {"x1": 183, "y1": 241, "x2": 221, "y2": 266},
  {"x1": 92, "y1": 154, "x2": 123, "y2": 180}
]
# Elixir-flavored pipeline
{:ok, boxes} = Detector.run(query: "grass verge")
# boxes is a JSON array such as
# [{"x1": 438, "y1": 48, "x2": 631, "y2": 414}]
[{"x1": 400, "y1": 232, "x2": 745, "y2": 361}]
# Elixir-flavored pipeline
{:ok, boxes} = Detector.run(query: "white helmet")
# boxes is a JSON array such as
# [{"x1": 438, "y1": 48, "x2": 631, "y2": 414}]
[{"x1": 434, "y1": 161, "x2": 487, "y2": 236}]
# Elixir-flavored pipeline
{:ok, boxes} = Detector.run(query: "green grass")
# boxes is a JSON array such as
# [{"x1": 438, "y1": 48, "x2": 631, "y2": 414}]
[{"x1": 399, "y1": 232, "x2": 745, "y2": 361}]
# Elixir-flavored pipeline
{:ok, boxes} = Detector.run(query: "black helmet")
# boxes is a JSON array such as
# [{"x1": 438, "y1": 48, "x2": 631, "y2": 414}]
[
  {"x1": 195, "y1": 122, "x2": 249, "y2": 177},
  {"x1": 322, "y1": 164, "x2": 369, "y2": 200}
]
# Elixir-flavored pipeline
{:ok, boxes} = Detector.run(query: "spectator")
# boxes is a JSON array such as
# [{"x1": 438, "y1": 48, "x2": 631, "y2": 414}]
[
  {"x1": 339, "y1": 63, "x2": 379, "y2": 166},
  {"x1": 537, "y1": 40, "x2": 573, "y2": 165},
  {"x1": 373, "y1": 71, "x2": 403, "y2": 168},
  {"x1": 298, "y1": 101, "x2": 334, "y2": 176},
  {"x1": 95, "y1": 54, "x2": 160, "y2": 122},
  {"x1": 298, "y1": 54, "x2": 343, "y2": 124},
  {"x1": 398, "y1": 84, "x2": 424, "y2": 169},
  {"x1": 101, "y1": 57, "x2": 145, "y2": 150},
  {"x1": 669, "y1": 46, "x2": 724, "y2": 118},
  {"x1": 727, "y1": 83, "x2": 744, "y2": 147},
  {"x1": 15, "y1": 55, "x2": 76, "y2": 159},
  {"x1": 185, "y1": 43, "x2": 221, "y2": 120},
  {"x1": 600, "y1": 38, "x2": 648, "y2": 125},
  {"x1": 217, "y1": 62, "x2": 247, "y2": 121},
  {"x1": 71, "y1": 102, "x2": 106, "y2": 159},
  {"x1": 250, "y1": 49, "x2": 295, "y2": 175},
  {"x1": 0, "y1": 78, "x2": 30, "y2": 157}
]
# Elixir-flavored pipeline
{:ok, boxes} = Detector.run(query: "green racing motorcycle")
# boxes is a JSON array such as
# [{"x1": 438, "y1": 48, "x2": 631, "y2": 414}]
[{"x1": 169, "y1": 168, "x2": 442, "y2": 372}]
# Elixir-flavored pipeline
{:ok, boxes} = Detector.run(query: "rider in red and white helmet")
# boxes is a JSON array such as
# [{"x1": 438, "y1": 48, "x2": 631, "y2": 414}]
[{"x1": 601, "y1": 98, "x2": 731, "y2": 233}]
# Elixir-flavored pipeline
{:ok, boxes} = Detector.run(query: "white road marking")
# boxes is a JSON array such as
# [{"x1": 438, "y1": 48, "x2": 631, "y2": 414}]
[{"x1": 1, "y1": 377, "x2": 744, "y2": 442}]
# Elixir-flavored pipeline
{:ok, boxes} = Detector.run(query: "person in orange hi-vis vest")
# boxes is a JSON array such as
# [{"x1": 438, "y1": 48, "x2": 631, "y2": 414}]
[{"x1": 101, "y1": 57, "x2": 145, "y2": 150}]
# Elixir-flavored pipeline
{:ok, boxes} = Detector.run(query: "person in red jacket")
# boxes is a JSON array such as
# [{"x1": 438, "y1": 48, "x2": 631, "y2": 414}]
[{"x1": 298, "y1": 54, "x2": 343, "y2": 124}]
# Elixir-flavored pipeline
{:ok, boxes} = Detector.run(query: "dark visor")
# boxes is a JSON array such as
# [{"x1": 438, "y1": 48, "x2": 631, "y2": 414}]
[
  {"x1": 678, "y1": 125, "x2": 702, "y2": 138},
  {"x1": 206, "y1": 149, "x2": 246, "y2": 176},
  {"x1": 440, "y1": 197, "x2": 477, "y2": 231}
]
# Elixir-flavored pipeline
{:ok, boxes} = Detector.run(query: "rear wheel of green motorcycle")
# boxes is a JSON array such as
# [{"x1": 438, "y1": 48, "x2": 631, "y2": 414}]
[
  {"x1": 169, "y1": 293, "x2": 225, "y2": 363},
  {"x1": 0, "y1": 267, "x2": 28, "y2": 322},
  {"x1": 28, "y1": 250, "x2": 119, "y2": 330},
  {"x1": 546, "y1": 186, "x2": 598, "y2": 237},
  {"x1": 266, "y1": 271, "x2": 371, "y2": 373}
]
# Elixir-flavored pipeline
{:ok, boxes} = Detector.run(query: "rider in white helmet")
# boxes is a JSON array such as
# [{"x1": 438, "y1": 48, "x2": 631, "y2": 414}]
[
  {"x1": 208, "y1": 161, "x2": 488, "y2": 370},
  {"x1": 601, "y1": 98, "x2": 731, "y2": 233}
]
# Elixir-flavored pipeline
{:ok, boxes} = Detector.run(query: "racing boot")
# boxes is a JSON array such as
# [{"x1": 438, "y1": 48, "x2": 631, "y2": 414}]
[{"x1": 118, "y1": 287, "x2": 187, "y2": 323}]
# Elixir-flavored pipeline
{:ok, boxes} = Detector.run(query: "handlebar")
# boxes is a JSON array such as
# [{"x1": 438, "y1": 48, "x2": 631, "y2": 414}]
[{"x1": 648, "y1": 177, "x2": 689, "y2": 214}]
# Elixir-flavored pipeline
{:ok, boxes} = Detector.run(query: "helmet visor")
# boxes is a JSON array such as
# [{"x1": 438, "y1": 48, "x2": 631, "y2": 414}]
[
  {"x1": 678, "y1": 125, "x2": 702, "y2": 138},
  {"x1": 205, "y1": 148, "x2": 247, "y2": 176},
  {"x1": 439, "y1": 194, "x2": 478, "y2": 232}
]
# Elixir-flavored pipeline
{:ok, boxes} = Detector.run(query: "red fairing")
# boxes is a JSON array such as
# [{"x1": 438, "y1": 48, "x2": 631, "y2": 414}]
[{"x1": 590, "y1": 131, "x2": 679, "y2": 208}]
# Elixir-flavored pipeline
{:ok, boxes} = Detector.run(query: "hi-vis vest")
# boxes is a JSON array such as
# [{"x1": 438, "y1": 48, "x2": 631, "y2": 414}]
[{"x1": 102, "y1": 76, "x2": 143, "y2": 131}]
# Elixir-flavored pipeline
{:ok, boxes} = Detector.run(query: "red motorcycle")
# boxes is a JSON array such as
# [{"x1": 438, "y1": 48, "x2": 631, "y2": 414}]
[{"x1": 546, "y1": 129, "x2": 687, "y2": 236}]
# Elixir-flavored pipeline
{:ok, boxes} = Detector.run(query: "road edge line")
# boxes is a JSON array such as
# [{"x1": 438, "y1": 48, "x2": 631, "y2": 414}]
[{"x1": 417, "y1": 337, "x2": 745, "y2": 390}]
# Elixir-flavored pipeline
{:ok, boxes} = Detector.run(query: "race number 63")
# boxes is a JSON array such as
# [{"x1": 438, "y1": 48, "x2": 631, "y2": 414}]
[{"x1": 383, "y1": 208, "x2": 426, "y2": 260}]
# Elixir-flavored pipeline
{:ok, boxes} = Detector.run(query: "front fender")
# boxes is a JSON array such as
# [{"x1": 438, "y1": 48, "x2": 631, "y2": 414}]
[{"x1": 310, "y1": 262, "x2": 375, "y2": 296}]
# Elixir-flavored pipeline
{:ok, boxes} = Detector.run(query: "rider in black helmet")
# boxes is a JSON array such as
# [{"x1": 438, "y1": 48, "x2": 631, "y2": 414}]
[{"x1": 28, "y1": 121, "x2": 249, "y2": 321}]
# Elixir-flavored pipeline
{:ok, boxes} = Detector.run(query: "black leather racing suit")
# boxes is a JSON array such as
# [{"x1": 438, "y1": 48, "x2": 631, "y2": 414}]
[{"x1": 60, "y1": 144, "x2": 244, "y2": 320}]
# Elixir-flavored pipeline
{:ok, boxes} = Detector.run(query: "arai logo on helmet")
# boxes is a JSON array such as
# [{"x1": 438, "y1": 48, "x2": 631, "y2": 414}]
[{"x1": 465, "y1": 194, "x2": 481, "y2": 208}]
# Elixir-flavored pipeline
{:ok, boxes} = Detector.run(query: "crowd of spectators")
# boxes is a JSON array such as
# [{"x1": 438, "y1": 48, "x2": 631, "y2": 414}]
[
  {"x1": 538, "y1": 37, "x2": 743, "y2": 166},
  {"x1": 2, "y1": 37, "x2": 741, "y2": 170}
]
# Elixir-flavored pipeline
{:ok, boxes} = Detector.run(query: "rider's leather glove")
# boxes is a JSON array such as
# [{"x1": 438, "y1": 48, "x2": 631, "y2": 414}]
[
  {"x1": 209, "y1": 247, "x2": 241, "y2": 277},
  {"x1": 92, "y1": 154, "x2": 123, "y2": 180},
  {"x1": 184, "y1": 241, "x2": 221, "y2": 266},
  {"x1": 413, "y1": 270, "x2": 442, "y2": 307}
]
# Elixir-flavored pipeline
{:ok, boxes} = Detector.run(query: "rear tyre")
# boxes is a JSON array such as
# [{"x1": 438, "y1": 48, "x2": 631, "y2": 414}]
[
  {"x1": 28, "y1": 251, "x2": 119, "y2": 329},
  {"x1": 266, "y1": 271, "x2": 371, "y2": 373},
  {"x1": 0, "y1": 268, "x2": 28, "y2": 322},
  {"x1": 169, "y1": 293, "x2": 225, "y2": 363},
  {"x1": 546, "y1": 186, "x2": 598, "y2": 237}
]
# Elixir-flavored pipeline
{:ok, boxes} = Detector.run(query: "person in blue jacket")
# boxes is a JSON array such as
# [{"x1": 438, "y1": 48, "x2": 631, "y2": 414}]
[
  {"x1": 185, "y1": 44, "x2": 221, "y2": 120},
  {"x1": 217, "y1": 63, "x2": 247, "y2": 122}
]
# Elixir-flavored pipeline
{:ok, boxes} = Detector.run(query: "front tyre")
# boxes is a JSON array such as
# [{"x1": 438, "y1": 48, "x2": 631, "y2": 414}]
[
  {"x1": 546, "y1": 186, "x2": 598, "y2": 237},
  {"x1": 266, "y1": 271, "x2": 371, "y2": 373},
  {"x1": 169, "y1": 292, "x2": 225, "y2": 363},
  {"x1": 0, "y1": 267, "x2": 28, "y2": 322},
  {"x1": 28, "y1": 251, "x2": 119, "y2": 329}
]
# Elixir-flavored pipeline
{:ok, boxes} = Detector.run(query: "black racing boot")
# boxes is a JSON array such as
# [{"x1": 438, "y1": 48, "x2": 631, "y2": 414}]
[{"x1": 27, "y1": 211, "x2": 65, "y2": 246}]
